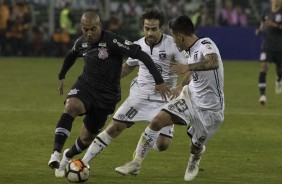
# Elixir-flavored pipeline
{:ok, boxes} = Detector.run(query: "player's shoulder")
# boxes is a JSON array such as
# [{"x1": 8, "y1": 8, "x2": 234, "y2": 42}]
[
  {"x1": 72, "y1": 36, "x2": 86, "y2": 51},
  {"x1": 198, "y1": 37, "x2": 213, "y2": 44}
]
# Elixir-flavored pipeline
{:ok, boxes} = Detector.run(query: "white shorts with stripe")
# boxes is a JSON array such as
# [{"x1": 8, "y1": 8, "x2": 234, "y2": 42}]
[
  {"x1": 162, "y1": 85, "x2": 224, "y2": 147},
  {"x1": 113, "y1": 81, "x2": 174, "y2": 138}
]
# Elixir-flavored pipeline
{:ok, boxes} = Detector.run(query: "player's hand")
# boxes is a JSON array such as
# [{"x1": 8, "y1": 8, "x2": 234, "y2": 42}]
[
  {"x1": 58, "y1": 79, "x2": 64, "y2": 95},
  {"x1": 170, "y1": 63, "x2": 189, "y2": 74},
  {"x1": 170, "y1": 85, "x2": 182, "y2": 100},
  {"x1": 155, "y1": 83, "x2": 171, "y2": 101},
  {"x1": 255, "y1": 28, "x2": 261, "y2": 36},
  {"x1": 264, "y1": 20, "x2": 277, "y2": 28}
]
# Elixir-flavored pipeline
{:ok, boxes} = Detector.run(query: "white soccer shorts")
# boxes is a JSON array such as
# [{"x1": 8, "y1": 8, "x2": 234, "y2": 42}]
[
  {"x1": 113, "y1": 81, "x2": 174, "y2": 138},
  {"x1": 162, "y1": 85, "x2": 224, "y2": 147}
]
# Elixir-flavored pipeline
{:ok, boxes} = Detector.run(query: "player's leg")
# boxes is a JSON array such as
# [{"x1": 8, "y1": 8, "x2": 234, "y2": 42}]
[
  {"x1": 258, "y1": 52, "x2": 269, "y2": 105},
  {"x1": 55, "y1": 123, "x2": 96, "y2": 177},
  {"x1": 274, "y1": 54, "x2": 282, "y2": 94},
  {"x1": 82, "y1": 119, "x2": 131, "y2": 165},
  {"x1": 48, "y1": 97, "x2": 86, "y2": 169},
  {"x1": 115, "y1": 110, "x2": 174, "y2": 175},
  {"x1": 153, "y1": 125, "x2": 174, "y2": 151},
  {"x1": 184, "y1": 110, "x2": 223, "y2": 181}
]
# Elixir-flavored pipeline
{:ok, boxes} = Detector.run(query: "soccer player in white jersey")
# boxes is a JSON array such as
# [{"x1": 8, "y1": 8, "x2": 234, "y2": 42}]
[
  {"x1": 54, "y1": 9, "x2": 188, "y2": 177},
  {"x1": 115, "y1": 15, "x2": 225, "y2": 182}
]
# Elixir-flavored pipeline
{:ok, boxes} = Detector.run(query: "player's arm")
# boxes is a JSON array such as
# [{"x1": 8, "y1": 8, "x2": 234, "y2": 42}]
[
  {"x1": 120, "y1": 63, "x2": 136, "y2": 78},
  {"x1": 170, "y1": 53, "x2": 219, "y2": 73},
  {"x1": 256, "y1": 20, "x2": 264, "y2": 35},
  {"x1": 170, "y1": 71, "x2": 191, "y2": 99},
  {"x1": 135, "y1": 49, "x2": 171, "y2": 100},
  {"x1": 58, "y1": 50, "x2": 79, "y2": 95}
]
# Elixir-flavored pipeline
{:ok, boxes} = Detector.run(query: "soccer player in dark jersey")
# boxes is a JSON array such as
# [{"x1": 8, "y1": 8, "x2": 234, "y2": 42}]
[
  {"x1": 48, "y1": 11, "x2": 171, "y2": 175},
  {"x1": 256, "y1": 0, "x2": 282, "y2": 105}
]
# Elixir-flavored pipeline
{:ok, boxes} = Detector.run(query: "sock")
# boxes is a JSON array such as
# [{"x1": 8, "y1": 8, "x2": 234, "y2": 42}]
[
  {"x1": 258, "y1": 72, "x2": 266, "y2": 95},
  {"x1": 134, "y1": 127, "x2": 159, "y2": 163},
  {"x1": 66, "y1": 137, "x2": 89, "y2": 158},
  {"x1": 53, "y1": 113, "x2": 74, "y2": 153},
  {"x1": 82, "y1": 130, "x2": 112, "y2": 164}
]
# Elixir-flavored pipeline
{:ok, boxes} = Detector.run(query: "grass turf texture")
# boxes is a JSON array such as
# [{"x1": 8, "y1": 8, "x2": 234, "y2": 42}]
[{"x1": 0, "y1": 57, "x2": 281, "y2": 184}]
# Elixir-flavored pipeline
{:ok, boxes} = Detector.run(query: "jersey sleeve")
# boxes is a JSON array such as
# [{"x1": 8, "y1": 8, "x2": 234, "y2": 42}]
[
  {"x1": 125, "y1": 41, "x2": 140, "y2": 66},
  {"x1": 58, "y1": 37, "x2": 82, "y2": 80},
  {"x1": 109, "y1": 34, "x2": 141, "y2": 58},
  {"x1": 200, "y1": 39, "x2": 218, "y2": 56}
]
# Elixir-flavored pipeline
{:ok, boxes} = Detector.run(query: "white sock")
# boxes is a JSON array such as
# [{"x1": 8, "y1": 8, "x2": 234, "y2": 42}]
[
  {"x1": 134, "y1": 127, "x2": 159, "y2": 163},
  {"x1": 82, "y1": 130, "x2": 112, "y2": 164}
]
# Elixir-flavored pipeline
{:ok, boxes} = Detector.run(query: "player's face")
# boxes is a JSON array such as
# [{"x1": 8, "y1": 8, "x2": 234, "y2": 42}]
[
  {"x1": 171, "y1": 30, "x2": 186, "y2": 51},
  {"x1": 81, "y1": 18, "x2": 102, "y2": 43},
  {"x1": 143, "y1": 19, "x2": 162, "y2": 46}
]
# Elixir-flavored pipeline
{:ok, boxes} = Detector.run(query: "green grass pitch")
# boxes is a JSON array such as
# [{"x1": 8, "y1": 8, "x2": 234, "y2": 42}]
[{"x1": 0, "y1": 57, "x2": 281, "y2": 184}]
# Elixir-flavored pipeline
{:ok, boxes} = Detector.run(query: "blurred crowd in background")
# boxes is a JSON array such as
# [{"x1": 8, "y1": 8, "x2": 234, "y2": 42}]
[{"x1": 0, "y1": 0, "x2": 271, "y2": 57}]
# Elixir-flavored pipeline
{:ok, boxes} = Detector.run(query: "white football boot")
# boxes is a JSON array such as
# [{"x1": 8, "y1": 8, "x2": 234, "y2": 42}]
[
  {"x1": 55, "y1": 149, "x2": 71, "y2": 177},
  {"x1": 48, "y1": 151, "x2": 60, "y2": 169},
  {"x1": 115, "y1": 161, "x2": 141, "y2": 176},
  {"x1": 275, "y1": 80, "x2": 282, "y2": 94},
  {"x1": 259, "y1": 95, "x2": 267, "y2": 105},
  {"x1": 184, "y1": 146, "x2": 206, "y2": 182}
]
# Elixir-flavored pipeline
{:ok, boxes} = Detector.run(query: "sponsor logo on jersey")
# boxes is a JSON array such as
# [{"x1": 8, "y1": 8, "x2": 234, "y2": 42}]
[
  {"x1": 206, "y1": 44, "x2": 213, "y2": 49},
  {"x1": 124, "y1": 40, "x2": 133, "y2": 45},
  {"x1": 113, "y1": 39, "x2": 129, "y2": 49},
  {"x1": 68, "y1": 88, "x2": 80, "y2": 95},
  {"x1": 99, "y1": 42, "x2": 107, "y2": 47},
  {"x1": 98, "y1": 47, "x2": 109, "y2": 59},
  {"x1": 82, "y1": 43, "x2": 88, "y2": 48}
]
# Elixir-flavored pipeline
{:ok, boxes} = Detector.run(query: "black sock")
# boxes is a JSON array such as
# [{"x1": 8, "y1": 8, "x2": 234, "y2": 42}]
[
  {"x1": 53, "y1": 113, "x2": 74, "y2": 153},
  {"x1": 258, "y1": 72, "x2": 266, "y2": 95},
  {"x1": 66, "y1": 137, "x2": 89, "y2": 158}
]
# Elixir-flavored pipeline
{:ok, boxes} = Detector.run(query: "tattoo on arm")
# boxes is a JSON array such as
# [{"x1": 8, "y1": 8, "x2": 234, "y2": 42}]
[
  {"x1": 121, "y1": 63, "x2": 136, "y2": 78},
  {"x1": 188, "y1": 54, "x2": 219, "y2": 71}
]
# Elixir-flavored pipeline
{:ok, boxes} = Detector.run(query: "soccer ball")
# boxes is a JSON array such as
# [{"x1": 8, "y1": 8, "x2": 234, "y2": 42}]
[{"x1": 65, "y1": 159, "x2": 90, "y2": 183}]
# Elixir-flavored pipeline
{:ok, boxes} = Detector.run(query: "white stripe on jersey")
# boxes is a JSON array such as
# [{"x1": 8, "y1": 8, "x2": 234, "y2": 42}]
[
  {"x1": 187, "y1": 37, "x2": 224, "y2": 111},
  {"x1": 126, "y1": 34, "x2": 187, "y2": 100}
]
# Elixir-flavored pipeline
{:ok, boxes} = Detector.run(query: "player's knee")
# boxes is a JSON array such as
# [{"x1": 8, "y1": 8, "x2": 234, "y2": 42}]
[
  {"x1": 65, "y1": 98, "x2": 85, "y2": 116},
  {"x1": 157, "y1": 143, "x2": 169, "y2": 151},
  {"x1": 106, "y1": 120, "x2": 128, "y2": 138},
  {"x1": 151, "y1": 116, "x2": 164, "y2": 130}
]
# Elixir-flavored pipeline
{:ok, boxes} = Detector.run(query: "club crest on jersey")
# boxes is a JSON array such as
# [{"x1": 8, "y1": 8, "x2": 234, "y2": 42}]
[
  {"x1": 98, "y1": 47, "x2": 109, "y2": 59},
  {"x1": 68, "y1": 88, "x2": 79, "y2": 95},
  {"x1": 159, "y1": 52, "x2": 167, "y2": 61},
  {"x1": 193, "y1": 53, "x2": 198, "y2": 61}
]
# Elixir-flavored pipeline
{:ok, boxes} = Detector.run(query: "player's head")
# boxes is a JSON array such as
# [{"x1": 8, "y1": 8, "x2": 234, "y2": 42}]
[
  {"x1": 81, "y1": 11, "x2": 102, "y2": 43},
  {"x1": 140, "y1": 9, "x2": 165, "y2": 46},
  {"x1": 271, "y1": 0, "x2": 282, "y2": 12},
  {"x1": 169, "y1": 15, "x2": 196, "y2": 51}
]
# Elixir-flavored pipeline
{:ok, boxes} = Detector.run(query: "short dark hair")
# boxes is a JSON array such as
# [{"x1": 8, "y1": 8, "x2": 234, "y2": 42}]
[
  {"x1": 140, "y1": 9, "x2": 165, "y2": 28},
  {"x1": 169, "y1": 15, "x2": 195, "y2": 36}
]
